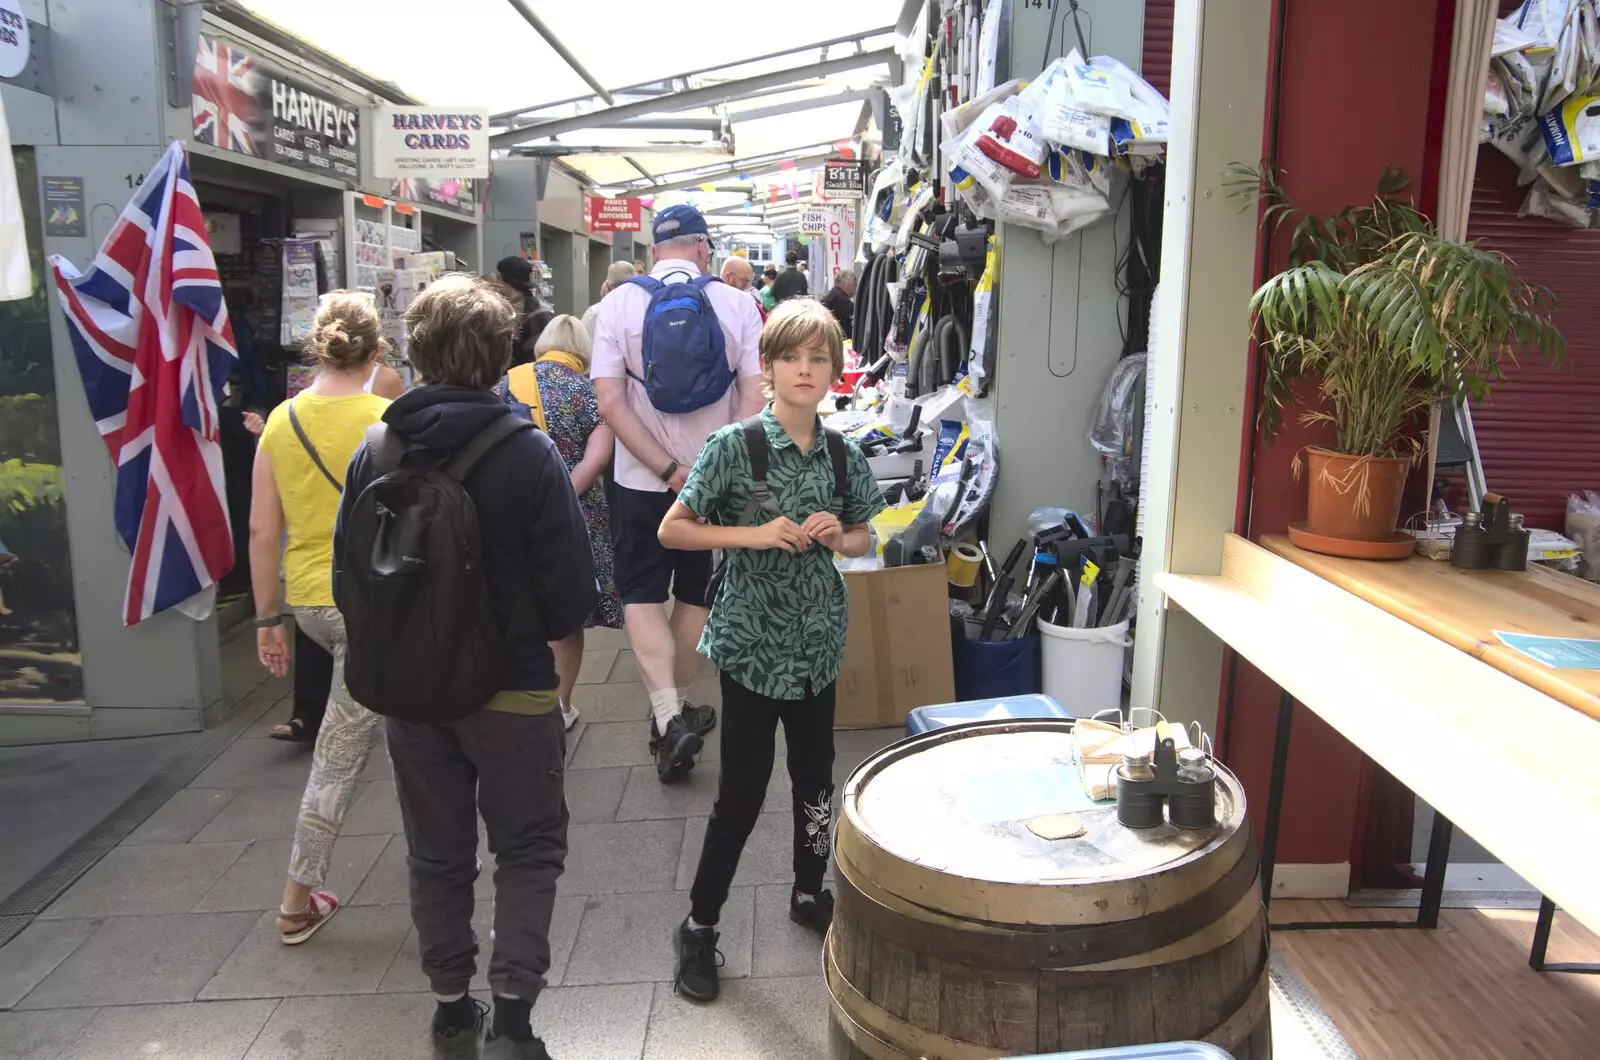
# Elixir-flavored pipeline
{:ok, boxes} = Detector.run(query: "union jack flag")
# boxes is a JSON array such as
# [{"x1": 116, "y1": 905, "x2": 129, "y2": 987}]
[
  {"x1": 193, "y1": 34, "x2": 259, "y2": 156},
  {"x1": 48, "y1": 142, "x2": 238, "y2": 626}
]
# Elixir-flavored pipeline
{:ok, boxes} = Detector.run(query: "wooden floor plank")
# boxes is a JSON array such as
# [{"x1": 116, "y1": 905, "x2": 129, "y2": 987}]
[{"x1": 1272, "y1": 900, "x2": 1600, "y2": 1060}]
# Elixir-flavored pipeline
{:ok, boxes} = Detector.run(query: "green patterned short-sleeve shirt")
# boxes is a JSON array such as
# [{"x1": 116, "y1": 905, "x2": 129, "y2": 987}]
[{"x1": 677, "y1": 405, "x2": 886, "y2": 701}]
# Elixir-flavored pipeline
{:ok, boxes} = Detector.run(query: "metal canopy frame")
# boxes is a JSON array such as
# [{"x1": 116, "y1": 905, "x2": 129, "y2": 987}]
[
  {"x1": 491, "y1": 24, "x2": 897, "y2": 125},
  {"x1": 491, "y1": 49, "x2": 894, "y2": 149},
  {"x1": 502, "y1": 0, "x2": 658, "y2": 181},
  {"x1": 508, "y1": 142, "x2": 735, "y2": 157},
  {"x1": 615, "y1": 145, "x2": 839, "y2": 197},
  {"x1": 727, "y1": 87, "x2": 883, "y2": 124}
]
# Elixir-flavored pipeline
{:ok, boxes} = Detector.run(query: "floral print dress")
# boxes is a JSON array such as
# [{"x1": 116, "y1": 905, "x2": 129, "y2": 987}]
[{"x1": 535, "y1": 359, "x2": 623, "y2": 629}]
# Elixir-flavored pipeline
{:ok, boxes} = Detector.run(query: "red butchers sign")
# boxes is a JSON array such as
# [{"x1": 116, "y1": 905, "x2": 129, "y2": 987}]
[{"x1": 585, "y1": 197, "x2": 642, "y2": 232}]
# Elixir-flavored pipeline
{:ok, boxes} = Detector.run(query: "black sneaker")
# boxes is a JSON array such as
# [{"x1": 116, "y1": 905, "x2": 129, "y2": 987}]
[
  {"x1": 682, "y1": 701, "x2": 718, "y2": 737},
  {"x1": 789, "y1": 888, "x2": 835, "y2": 939},
  {"x1": 655, "y1": 715, "x2": 702, "y2": 784},
  {"x1": 648, "y1": 703, "x2": 716, "y2": 753},
  {"x1": 432, "y1": 996, "x2": 487, "y2": 1059},
  {"x1": 482, "y1": 1032, "x2": 553, "y2": 1060},
  {"x1": 673, "y1": 917, "x2": 723, "y2": 1002}
]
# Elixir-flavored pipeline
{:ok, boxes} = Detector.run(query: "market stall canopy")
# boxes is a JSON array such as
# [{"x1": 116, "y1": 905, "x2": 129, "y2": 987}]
[{"x1": 235, "y1": 0, "x2": 917, "y2": 190}]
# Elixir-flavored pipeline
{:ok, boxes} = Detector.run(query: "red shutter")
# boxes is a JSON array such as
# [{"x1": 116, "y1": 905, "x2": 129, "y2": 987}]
[
  {"x1": 1465, "y1": 147, "x2": 1600, "y2": 530},
  {"x1": 1143, "y1": 0, "x2": 1175, "y2": 98}
]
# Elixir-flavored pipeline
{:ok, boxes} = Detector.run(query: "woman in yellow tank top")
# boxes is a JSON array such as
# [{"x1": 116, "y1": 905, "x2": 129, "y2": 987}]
[{"x1": 248, "y1": 291, "x2": 390, "y2": 945}]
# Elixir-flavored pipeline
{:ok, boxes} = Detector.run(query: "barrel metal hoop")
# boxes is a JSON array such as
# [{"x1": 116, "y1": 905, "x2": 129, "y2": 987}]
[
  {"x1": 825, "y1": 935, "x2": 1003, "y2": 1060},
  {"x1": 1199, "y1": 939, "x2": 1273, "y2": 1052},
  {"x1": 834, "y1": 842, "x2": 1261, "y2": 970},
  {"x1": 836, "y1": 790, "x2": 1252, "y2": 927},
  {"x1": 828, "y1": 987, "x2": 916, "y2": 1060}
]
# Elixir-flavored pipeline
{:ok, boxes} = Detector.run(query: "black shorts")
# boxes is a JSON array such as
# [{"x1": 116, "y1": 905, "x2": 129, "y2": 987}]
[{"x1": 612, "y1": 485, "x2": 712, "y2": 607}]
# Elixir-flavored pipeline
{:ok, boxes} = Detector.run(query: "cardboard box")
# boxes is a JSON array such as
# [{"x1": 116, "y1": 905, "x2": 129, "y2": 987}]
[{"x1": 835, "y1": 563, "x2": 955, "y2": 729}]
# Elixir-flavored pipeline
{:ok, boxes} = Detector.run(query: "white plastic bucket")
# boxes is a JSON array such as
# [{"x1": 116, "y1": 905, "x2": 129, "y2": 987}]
[{"x1": 1038, "y1": 617, "x2": 1131, "y2": 718}]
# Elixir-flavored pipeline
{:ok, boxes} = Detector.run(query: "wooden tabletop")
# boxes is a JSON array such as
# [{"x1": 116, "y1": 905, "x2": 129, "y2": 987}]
[
  {"x1": 1158, "y1": 536, "x2": 1600, "y2": 932},
  {"x1": 1261, "y1": 535, "x2": 1600, "y2": 721}
]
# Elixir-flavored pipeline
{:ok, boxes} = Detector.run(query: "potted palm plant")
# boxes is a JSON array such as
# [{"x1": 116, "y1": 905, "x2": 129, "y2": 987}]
[{"x1": 1233, "y1": 166, "x2": 1565, "y2": 558}]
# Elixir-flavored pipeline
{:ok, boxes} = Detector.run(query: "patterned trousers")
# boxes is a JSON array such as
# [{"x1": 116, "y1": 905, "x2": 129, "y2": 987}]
[{"x1": 287, "y1": 606, "x2": 384, "y2": 889}]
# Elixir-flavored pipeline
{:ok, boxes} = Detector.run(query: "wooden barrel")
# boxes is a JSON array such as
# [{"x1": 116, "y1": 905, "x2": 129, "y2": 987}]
[{"x1": 826, "y1": 719, "x2": 1270, "y2": 1060}]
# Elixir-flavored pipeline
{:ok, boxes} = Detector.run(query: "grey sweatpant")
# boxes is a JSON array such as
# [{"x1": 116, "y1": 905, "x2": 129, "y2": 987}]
[{"x1": 386, "y1": 708, "x2": 568, "y2": 1002}]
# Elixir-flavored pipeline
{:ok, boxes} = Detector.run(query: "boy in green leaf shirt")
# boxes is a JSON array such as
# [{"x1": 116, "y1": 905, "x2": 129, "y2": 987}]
[{"x1": 658, "y1": 299, "x2": 885, "y2": 1002}]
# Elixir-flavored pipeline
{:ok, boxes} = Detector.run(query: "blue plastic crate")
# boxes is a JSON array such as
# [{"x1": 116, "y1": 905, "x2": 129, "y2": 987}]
[
  {"x1": 905, "y1": 693, "x2": 1074, "y2": 736},
  {"x1": 1009, "y1": 1044, "x2": 1234, "y2": 1060}
]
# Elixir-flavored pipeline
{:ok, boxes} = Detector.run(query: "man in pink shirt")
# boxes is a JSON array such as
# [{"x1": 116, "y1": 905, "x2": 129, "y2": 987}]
[{"x1": 592, "y1": 205, "x2": 766, "y2": 783}]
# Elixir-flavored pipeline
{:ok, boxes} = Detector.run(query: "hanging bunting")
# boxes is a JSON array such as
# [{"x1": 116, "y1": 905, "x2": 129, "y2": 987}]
[
  {"x1": 698, "y1": 182, "x2": 717, "y2": 193},
  {"x1": 788, "y1": 181, "x2": 799, "y2": 202},
  {"x1": 779, "y1": 158, "x2": 796, "y2": 171}
]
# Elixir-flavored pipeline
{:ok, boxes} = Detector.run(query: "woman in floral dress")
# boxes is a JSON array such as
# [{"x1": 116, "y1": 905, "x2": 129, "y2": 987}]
[{"x1": 496, "y1": 313, "x2": 622, "y2": 728}]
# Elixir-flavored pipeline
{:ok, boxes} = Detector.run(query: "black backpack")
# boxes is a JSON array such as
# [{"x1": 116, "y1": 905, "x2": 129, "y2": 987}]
[
  {"x1": 340, "y1": 414, "x2": 532, "y2": 722},
  {"x1": 704, "y1": 416, "x2": 848, "y2": 606}
]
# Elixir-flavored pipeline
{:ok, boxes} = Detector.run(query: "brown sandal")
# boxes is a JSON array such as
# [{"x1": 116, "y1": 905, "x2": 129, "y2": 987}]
[{"x1": 277, "y1": 891, "x2": 339, "y2": 945}]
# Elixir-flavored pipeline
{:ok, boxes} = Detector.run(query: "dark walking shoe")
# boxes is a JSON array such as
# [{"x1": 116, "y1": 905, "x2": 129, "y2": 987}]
[
  {"x1": 648, "y1": 702, "x2": 716, "y2": 753},
  {"x1": 655, "y1": 716, "x2": 702, "y2": 784},
  {"x1": 681, "y1": 701, "x2": 717, "y2": 736},
  {"x1": 482, "y1": 1032, "x2": 553, "y2": 1060},
  {"x1": 789, "y1": 888, "x2": 835, "y2": 939},
  {"x1": 673, "y1": 917, "x2": 723, "y2": 1002},
  {"x1": 431, "y1": 996, "x2": 487, "y2": 1058}
]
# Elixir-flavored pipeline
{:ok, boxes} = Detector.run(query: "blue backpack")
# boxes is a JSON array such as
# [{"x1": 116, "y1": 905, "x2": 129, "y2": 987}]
[{"x1": 625, "y1": 273, "x2": 736, "y2": 414}]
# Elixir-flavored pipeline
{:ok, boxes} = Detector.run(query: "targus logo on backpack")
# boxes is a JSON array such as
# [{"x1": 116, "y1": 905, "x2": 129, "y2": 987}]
[{"x1": 402, "y1": 555, "x2": 426, "y2": 565}]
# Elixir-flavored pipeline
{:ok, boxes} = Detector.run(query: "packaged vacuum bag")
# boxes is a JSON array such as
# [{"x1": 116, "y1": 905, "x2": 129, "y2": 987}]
[{"x1": 1538, "y1": 90, "x2": 1600, "y2": 164}]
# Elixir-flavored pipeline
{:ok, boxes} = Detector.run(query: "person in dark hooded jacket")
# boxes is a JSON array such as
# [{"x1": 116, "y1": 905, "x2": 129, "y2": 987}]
[{"x1": 334, "y1": 274, "x2": 596, "y2": 1060}]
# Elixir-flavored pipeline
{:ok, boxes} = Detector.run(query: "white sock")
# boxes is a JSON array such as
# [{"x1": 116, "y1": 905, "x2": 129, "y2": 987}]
[
  {"x1": 794, "y1": 891, "x2": 817, "y2": 905},
  {"x1": 650, "y1": 687, "x2": 684, "y2": 731},
  {"x1": 688, "y1": 916, "x2": 712, "y2": 931},
  {"x1": 435, "y1": 991, "x2": 465, "y2": 1003}
]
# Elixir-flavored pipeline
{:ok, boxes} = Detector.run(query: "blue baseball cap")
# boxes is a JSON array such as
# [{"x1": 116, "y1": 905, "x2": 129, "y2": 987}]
[{"x1": 652, "y1": 204, "x2": 709, "y2": 244}]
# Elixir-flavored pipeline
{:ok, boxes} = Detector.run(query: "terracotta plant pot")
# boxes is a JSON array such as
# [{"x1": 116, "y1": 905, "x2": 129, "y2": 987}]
[{"x1": 1303, "y1": 447, "x2": 1409, "y2": 541}]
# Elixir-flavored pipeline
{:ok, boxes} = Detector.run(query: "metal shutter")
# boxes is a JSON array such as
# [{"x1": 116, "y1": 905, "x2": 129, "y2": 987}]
[
  {"x1": 1143, "y1": 0, "x2": 1174, "y2": 97},
  {"x1": 1465, "y1": 147, "x2": 1600, "y2": 530}
]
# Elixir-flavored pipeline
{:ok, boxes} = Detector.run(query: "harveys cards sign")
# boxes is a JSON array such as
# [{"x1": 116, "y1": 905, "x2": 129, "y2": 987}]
[
  {"x1": 373, "y1": 107, "x2": 490, "y2": 179},
  {"x1": 192, "y1": 32, "x2": 360, "y2": 181}
]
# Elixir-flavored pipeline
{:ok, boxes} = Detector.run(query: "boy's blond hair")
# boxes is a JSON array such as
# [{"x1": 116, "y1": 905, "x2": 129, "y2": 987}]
[{"x1": 758, "y1": 298, "x2": 845, "y2": 383}]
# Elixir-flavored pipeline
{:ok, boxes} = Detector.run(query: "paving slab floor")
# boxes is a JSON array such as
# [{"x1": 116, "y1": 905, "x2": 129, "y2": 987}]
[{"x1": 0, "y1": 625, "x2": 1359, "y2": 1059}]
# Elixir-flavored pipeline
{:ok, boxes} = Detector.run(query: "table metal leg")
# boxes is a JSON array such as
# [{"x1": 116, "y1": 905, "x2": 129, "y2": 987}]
[
  {"x1": 1258, "y1": 689, "x2": 1295, "y2": 907},
  {"x1": 1529, "y1": 895, "x2": 1600, "y2": 974},
  {"x1": 1261, "y1": 683, "x2": 1453, "y2": 934},
  {"x1": 1416, "y1": 809, "x2": 1454, "y2": 929}
]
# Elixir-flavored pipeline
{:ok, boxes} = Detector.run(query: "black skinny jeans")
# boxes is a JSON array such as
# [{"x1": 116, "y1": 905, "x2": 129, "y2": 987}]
[{"x1": 689, "y1": 672, "x2": 836, "y2": 926}]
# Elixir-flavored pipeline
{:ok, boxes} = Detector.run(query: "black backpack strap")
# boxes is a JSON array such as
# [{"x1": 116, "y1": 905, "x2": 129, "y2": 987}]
[
  {"x1": 442, "y1": 414, "x2": 533, "y2": 483},
  {"x1": 728, "y1": 416, "x2": 774, "y2": 526},
  {"x1": 743, "y1": 416, "x2": 770, "y2": 503},
  {"x1": 364, "y1": 422, "x2": 407, "y2": 477},
  {"x1": 823, "y1": 427, "x2": 848, "y2": 516},
  {"x1": 287, "y1": 400, "x2": 343, "y2": 491}
]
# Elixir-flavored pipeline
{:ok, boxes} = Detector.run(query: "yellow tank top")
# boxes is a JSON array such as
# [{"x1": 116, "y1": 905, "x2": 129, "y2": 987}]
[{"x1": 258, "y1": 392, "x2": 389, "y2": 606}]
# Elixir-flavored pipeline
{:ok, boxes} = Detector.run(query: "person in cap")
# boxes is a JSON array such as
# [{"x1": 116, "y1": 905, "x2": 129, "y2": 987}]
[
  {"x1": 819, "y1": 269, "x2": 857, "y2": 342},
  {"x1": 496, "y1": 256, "x2": 536, "y2": 299},
  {"x1": 495, "y1": 256, "x2": 546, "y2": 355},
  {"x1": 769, "y1": 250, "x2": 808, "y2": 304},
  {"x1": 591, "y1": 205, "x2": 765, "y2": 783}
]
